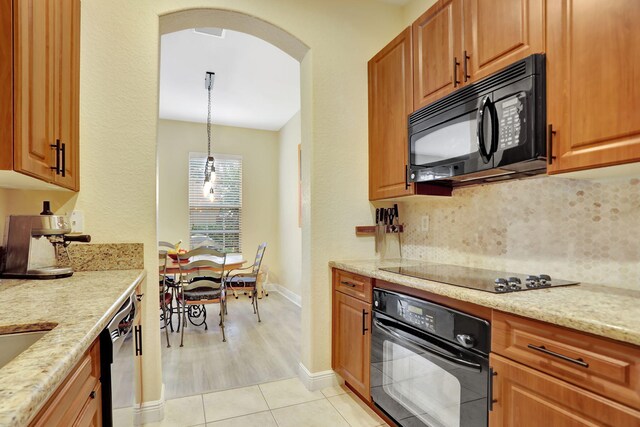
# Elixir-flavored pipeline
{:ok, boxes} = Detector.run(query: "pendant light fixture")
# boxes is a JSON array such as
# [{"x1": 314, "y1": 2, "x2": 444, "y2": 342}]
[{"x1": 202, "y1": 71, "x2": 216, "y2": 201}]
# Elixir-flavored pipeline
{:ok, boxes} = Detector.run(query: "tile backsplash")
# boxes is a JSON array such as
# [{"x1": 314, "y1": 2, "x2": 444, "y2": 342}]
[{"x1": 401, "y1": 175, "x2": 640, "y2": 290}]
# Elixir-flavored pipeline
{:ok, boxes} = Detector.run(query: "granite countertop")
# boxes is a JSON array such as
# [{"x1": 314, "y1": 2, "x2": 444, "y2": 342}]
[
  {"x1": 330, "y1": 259, "x2": 640, "y2": 347},
  {"x1": 0, "y1": 270, "x2": 146, "y2": 427}
]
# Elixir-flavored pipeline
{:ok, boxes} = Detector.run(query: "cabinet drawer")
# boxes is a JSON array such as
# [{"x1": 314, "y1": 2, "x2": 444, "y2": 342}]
[
  {"x1": 334, "y1": 269, "x2": 372, "y2": 302},
  {"x1": 31, "y1": 340, "x2": 101, "y2": 427},
  {"x1": 493, "y1": 311, "x2": 640, "y2": 410}
]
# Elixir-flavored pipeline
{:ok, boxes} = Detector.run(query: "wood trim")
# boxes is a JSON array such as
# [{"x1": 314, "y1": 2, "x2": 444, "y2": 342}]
[
  {"x1": 375, "y1": 278, "x2": 492, "y2": 321},
  {"x1": 0, "y1": 0, "x2": 13, "y2": 170}
]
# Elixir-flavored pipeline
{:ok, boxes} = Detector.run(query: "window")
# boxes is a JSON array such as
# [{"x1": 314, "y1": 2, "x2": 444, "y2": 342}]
[{"x1": 188, "y1": 154, "x2": 242, "y2": 253}]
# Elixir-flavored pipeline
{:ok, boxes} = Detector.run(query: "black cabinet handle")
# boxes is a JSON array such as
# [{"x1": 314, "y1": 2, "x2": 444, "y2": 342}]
[
  {"x1": 453, "y1": 57, "x2": 460, "y2": 87},
  {"x1": 547, "y1": 124, "x2": 557, "y2": 165},
  {"x1": 488, "y1": 368, "x2": 497, "y2": 411},
  {"x1": 463, "y1": 50, "x2": 470, "y2": 82},
  {"x1": 527, "y1": 344, "x2": 589, "y2": 368},
  {"x1": 134, "y1": 325, "x2": 143, "y2": 356},
  {"x1": 60, "y1": 142, "x2": 66, "y2": 177},
  {"x1": 362, "y1": 310, "x2": 369, "y2": 335},
  {"x1": 340, "y1": 280, "x2": 356, "y2": 288},
  {"x1": 50, "y1": 139, "x2": 61, "y2": 174},
  {"x1": 89, "y1": 390, "x2": 96, "y2": 399}
]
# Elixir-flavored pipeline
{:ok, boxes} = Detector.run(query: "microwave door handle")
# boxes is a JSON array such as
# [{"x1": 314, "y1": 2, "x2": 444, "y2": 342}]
[
  {"x1": 477, "y1": 96, "x2": 496, "y2": 163},
  {"x1": 373, "y1": 319, "x2": 481, "y2": 372}
]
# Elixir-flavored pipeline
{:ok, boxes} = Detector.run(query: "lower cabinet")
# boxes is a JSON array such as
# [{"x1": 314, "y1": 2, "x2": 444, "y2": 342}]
[
  {"x1": 332, "y1": 270, "x2": 372, "y2": 400},
  {"x1": 490, "y1": 353, "x2": 640, "y2": 426},
  {"x1": 30, "y1": 338, "x2": 102, "y2": 427}
]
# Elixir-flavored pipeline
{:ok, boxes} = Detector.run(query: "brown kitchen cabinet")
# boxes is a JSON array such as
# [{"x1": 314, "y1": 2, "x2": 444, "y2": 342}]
[
  {"x1": 368, "y1": 27, "x2": 452, "y2": 201},
  {"x1": 412, "y1": 0, "x2": 463, "y2": 110},
  {"x1": 332, "y1": 269, "x2": 372, "y2": 399},
  {"x1": 546, "y1": 0, "x2": 640, "y2": 174},
  {"x1": 463, "y1": 0, "x2": 544, "y2": 83},
  {"x1": 490, "y1": 353, "x2": 640, "y2": 426},
  {"x1": 0, "y1": 0, "x2": 80, "y2": 191},
  {"x1": 30, "y1": 338, "x2": 102, "y2": 427}
]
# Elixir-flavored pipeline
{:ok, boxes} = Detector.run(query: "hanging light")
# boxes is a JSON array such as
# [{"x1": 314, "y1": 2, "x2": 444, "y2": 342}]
[{"x1": 202, "y1": 71, "x2": 216, "y2": 202}]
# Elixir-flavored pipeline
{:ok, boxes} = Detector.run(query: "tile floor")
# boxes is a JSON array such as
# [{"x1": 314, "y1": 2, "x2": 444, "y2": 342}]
[{"x1": 113, "y1": 377, "x2": 390, "y2": 427}]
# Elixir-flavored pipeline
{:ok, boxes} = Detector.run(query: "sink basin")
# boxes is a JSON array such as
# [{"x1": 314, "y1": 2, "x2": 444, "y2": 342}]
[{"x1": 0, "y1": 330, "x2": 49, "y2": 369}]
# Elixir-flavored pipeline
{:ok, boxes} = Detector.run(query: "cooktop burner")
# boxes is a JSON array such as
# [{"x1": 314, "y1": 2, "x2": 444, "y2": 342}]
[{"x1": 380, "y1": 263, "x2": 579, "y2": 293}]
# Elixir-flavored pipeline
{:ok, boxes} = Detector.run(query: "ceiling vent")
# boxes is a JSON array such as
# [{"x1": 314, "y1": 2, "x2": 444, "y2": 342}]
[{"x1": 193, "y1": 28, "x2": 226, "y2": 38}]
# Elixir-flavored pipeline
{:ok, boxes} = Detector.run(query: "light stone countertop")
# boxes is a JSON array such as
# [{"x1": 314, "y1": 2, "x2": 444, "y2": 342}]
[
  {"x1": 0, "y1": 269, "x2": 146, "y2": 427},
  {"x1": 329, "y1": 259, "x2": 640, "y2": 347}
]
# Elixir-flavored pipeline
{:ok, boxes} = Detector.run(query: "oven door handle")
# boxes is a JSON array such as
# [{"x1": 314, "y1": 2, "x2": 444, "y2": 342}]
[{"x1": 373, "y1": 319, "x2": 482, "y2": 372}]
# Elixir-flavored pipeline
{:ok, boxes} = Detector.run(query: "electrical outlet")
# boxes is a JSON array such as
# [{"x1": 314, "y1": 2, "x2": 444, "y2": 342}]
[
  {"x1": 70, "y1": 210, "x2": 84, "y2": 233},
  {"x1": 421, "y1": 215, "x2": 430, "y2": 233}
]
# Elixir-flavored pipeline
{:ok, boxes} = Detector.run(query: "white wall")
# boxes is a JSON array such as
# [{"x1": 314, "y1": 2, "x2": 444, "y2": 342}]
[
  {"x1": 403, "y1": 0, "x2": 438, "y2": 25},
  {"x1": 157, "y1": 119, "x2": 280, "y2": 278},
  {"x1": 277, "y1": 112, "x2": 302, "y2": 297}
]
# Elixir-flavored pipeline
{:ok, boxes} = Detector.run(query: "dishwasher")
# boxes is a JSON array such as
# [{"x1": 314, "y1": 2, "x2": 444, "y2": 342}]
[
  {"x1": 370, "y1": 288, "x2": 491, "y2": 427},
  {"x1": 100, "y1": 290, "x2": 142, "y2": 427}
]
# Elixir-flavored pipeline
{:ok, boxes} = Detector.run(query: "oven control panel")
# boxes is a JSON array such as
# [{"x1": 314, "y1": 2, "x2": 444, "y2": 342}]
[{"x1": 399, "y1": 302, "x2": 436, "y2": 333}]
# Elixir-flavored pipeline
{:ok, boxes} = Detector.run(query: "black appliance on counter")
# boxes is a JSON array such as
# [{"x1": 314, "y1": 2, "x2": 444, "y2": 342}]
[
  {"x1": 371, "y1": 288, "x2": 491, "y2": 427},
  {"x1": 408, "y1": 54, "x2": 546, "y2": 186},
  {"x1": 380, "y1": 263, "x2": 579, "y2": 293}
]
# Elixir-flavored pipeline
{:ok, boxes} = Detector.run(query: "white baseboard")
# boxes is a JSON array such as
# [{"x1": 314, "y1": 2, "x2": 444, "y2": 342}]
[
  {"x1": 133, "y1": 384, "x2": 165, "y2": 425},
  {"x1": 265, "y1": 283, "x2": 301, "y2": 307},
  {"x1": 298, "y1": 362, "x2": 339, "y2": 391}
]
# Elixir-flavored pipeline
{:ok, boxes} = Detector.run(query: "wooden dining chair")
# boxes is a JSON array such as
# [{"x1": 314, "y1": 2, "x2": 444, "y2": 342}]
[
  {"x1": 226, "y1": 243, "x2": 267, "y2": 322},
  {"x1": 176, "y1": 247, "x2": 228, "y2": 345}
]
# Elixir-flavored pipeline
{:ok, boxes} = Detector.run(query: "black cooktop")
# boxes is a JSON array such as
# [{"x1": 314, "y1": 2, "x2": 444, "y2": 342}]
[{"x1": 380, "y1": 263, "x2": 579, "y2": 293}]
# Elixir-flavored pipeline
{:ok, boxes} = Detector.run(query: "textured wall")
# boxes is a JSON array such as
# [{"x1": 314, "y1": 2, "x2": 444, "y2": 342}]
[
  {"x1": 157, "y1": 119, "x2": 280, "y2": 280},
  {"x1": 401, "y1": 175, "x2": 640, "y2": 290},
  {"x1": 277, "y1": 112, "x2": 302, "y2": 297}
]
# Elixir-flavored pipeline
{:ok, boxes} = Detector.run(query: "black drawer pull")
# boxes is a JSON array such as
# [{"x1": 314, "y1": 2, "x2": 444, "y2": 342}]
[
  {"x1": 547, "y1": 124, "x2": 557, "y2": 165},
  {"x1": 89, "y1": 390, "x2": 96, "y2": 399},
  {"x1": 453, "y1": 57, "x2": 460, "y2": 87},
  {"x1": 527, "y1": 344, "x2": 589, "y2": 368},
  {"x1": 50, "y1": 139, "x2": 61, "y2": 174},
  {"x1": 60, "y1": 142, "x2": 66, "y2": 177},
  {"x1": 340, "y1": 280, "x2": 357, "y2": 288},
  {"x1": 362, "y1": 310, "x2": 369, "y2": 335}
]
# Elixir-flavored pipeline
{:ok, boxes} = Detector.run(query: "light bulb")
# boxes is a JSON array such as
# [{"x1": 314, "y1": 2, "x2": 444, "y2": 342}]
[{"x1": 203, "y1": 179, "x2": 212, "y2": 196}]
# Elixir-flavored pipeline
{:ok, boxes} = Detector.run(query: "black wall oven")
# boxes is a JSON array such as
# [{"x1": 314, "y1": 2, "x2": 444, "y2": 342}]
[
  {"x1": 408, "y1": 54, "x2": 546, "y2": 186},
  {"x1": 371, "y1": 289, "x2": 491, "y2": 427}
]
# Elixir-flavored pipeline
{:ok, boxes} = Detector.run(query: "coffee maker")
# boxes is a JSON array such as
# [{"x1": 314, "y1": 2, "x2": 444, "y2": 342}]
[{"x1": 1, "y1": 202, "x2": 90, "y2": 279}]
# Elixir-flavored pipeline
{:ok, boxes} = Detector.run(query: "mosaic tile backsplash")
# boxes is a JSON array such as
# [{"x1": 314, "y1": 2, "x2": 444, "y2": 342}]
[{"x1": 400, "y1": 175, "x2": 640, "y2": 290}]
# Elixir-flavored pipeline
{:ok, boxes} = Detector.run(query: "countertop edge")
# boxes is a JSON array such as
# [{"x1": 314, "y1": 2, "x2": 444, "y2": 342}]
[
  {"x1": 329, "y1": 261, "x2": 640, "y2": 347},
  {"x1": 22, "y1": 270, "x2": 146, "y2": 427}
]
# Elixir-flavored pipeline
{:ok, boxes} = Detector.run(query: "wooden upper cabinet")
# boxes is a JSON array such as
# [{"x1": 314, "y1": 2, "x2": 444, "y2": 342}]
[
  {"x1": 413, "y1": 0, "x2": 463, "y2": 110},
  {"x1": 2, "y1": 0, "x2": 80, "y2": 190},
  {"x1": 13, "y1": 0, "x2": 57, "y2": 182},
  {"x1": 368, "y1": 27, "x2": 414, "y2": 200},
  {"x1": 547, "y1": 0, "x2": 640, "y2": 174},
  {"x1": 463, "y1": 0, "x2": 544, "y2": 83},
  {"x1": 490, "y1": 353, "x2": 640, "y2": 427}
]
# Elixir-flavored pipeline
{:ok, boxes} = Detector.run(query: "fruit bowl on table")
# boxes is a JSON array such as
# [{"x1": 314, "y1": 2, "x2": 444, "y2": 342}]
[{"x1": 168, "y1": 253, "x2": 189, "y2": 263}]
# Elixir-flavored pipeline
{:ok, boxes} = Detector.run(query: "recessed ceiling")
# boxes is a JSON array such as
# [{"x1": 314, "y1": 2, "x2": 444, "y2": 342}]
[{"x1": 159, "y1": 29, "x2": 300, "y2": 131}]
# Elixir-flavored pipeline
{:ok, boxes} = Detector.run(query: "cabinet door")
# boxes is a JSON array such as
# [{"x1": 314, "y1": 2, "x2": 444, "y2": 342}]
[
  {"x1": 13, "y1": 0, "x2": 56, "y2": 182},
  {"x1": 368, "y1": 27, "x2": 414, "y2": 200},
  {"x1": 490, "y1": 354, "x2": 640, "y2": 426},
  {"x1": 53, "y1": 0, "x2": 80, "y2": 190},
  {"x1": 332, "y1": 291, "x2": 371, "y2": 399},
  {"x1": 413, "y1": 0, "x2": 463, "y2": 110},
  {"x1": 547, "y1": 0, "x2": 640, "y2": 174},
  {"x1": 463, "y1": 0, "x2": 543, "y2": 83}
]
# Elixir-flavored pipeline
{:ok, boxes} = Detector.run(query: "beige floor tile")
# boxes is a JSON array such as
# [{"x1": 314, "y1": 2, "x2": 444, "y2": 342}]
[
  {"x1": 258, "y1": 377, "x2": 324, "y2": 409},
  {"x1": 202, "y1": 385, "x2": 269, "y2": 422},
  {"x1": 205, "y1": 411, "x2": 277, "y2": 427},
  {"x1": 144, "y1": 394, "x2": 205, "y2": 427},
  {"x1": 271, "y1": 399, "x2": 351, "y2": 427},
  {"x1": 328, "y1": 392, "x2": 384, "y2": 427},
  {"x1": 113, "y1": 407, "x2": 134, "y2": 427},
  {"x1": 320, "y1": 383, "x2": 350, "y2": 398}
]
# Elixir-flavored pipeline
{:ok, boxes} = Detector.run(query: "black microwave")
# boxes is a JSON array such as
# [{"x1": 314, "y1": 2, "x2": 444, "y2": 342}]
[{"x1": 408, "y1": 54, "x2": 546, "y2": 185}]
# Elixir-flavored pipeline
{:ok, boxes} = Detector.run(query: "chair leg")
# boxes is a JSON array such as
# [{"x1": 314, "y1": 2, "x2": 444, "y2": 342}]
[
  {"x1": 220, "y1": 299, "x2": 226, "y2": 342},
  {"x1": 180, "y1": 301, "x2": 186, "y2": 347},
  {"x1": 253, "y1": 289, "x2": 262, "y2": 323},
  {"x1": 162, "y1": 302, "x2": 171, "y2": 348}
]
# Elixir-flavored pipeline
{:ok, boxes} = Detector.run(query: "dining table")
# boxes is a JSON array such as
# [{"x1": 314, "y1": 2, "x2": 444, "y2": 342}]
[{"x1": 165, "y1": 253, "x2": 246, "y2": 274}]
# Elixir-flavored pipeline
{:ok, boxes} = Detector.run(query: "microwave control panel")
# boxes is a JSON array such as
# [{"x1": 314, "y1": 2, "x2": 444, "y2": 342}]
[{"x1": 498, "y1": 93, "x2": 525, "y2": 149}]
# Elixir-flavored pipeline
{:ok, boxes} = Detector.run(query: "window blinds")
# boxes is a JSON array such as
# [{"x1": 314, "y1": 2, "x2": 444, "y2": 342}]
[{"x1": 188, "y1": 154, "x2": 242, "y2": 253}]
